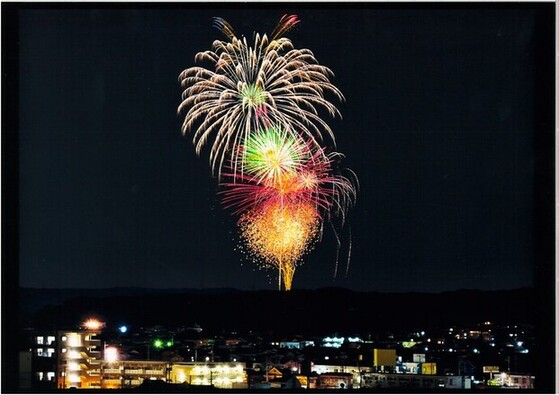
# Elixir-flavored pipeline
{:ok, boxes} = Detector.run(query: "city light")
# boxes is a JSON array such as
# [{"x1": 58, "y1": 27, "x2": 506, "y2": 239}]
[
  {"x1": 82, "y1": 318, "x2": 104, "y2": 330},
  {"x1": 119, "y1": 325, "x2": 128, "y2": 334},
  {"x1": 322, "y1": 336, "x2": 344, "y2": 348},
  {"x1": 68, "y1": 374, "x2": 80, "y2": 383},
  {"x1": 28, "y1": 318, "x2": 535, "y2": 391},
  {"x1": 105, "y1": 346, "x2": 119, "y2": 363}
]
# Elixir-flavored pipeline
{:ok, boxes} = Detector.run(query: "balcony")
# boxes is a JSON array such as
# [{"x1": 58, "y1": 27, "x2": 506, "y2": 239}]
[
  {"x1": 103, "y1": 369, "x2": 121, "y2": 375},
  {"x1": 145, "y1": 370, "x2": 165, "y2": 375},
  {"x1": 124, "y1": 369, "x2": 143, "y2": 375}
]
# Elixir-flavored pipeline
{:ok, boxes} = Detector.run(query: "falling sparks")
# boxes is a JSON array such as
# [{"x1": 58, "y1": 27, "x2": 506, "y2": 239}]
[{"x1": 239, "y1": 201, "x2": 320, "y2": 290}]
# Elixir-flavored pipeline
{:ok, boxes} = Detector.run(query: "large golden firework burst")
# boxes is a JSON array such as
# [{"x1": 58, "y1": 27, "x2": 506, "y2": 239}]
[{"x1": 178, "y1": 15, "x2": 344, "y2": 178}]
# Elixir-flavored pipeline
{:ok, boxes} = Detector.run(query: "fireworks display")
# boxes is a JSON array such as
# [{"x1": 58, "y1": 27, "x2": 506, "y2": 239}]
[
  {"x1": 178, "y1": 14, "x2": 343, "y2": 177},
  {"x1": 178, "y1": 15, "x2": 357, "y2": 290}
]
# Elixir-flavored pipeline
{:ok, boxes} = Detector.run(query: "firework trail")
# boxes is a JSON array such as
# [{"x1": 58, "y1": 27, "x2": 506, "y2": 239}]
[
  {"x1": 178, "y1": 15, "x2": 357, "y2": 290},
  {"x1": 345, "y1": 226, "x2": 352, "y2": 277}
]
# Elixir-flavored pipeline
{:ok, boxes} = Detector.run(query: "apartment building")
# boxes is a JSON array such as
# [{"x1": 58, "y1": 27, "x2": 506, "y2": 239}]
[{"x1": 57, "y1": 329, "x2": 103, "y2": 389}]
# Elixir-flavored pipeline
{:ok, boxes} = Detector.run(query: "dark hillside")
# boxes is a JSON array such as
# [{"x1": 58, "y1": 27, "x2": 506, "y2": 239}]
[{"x1": 23, "y1": 287, "x2": 535, "y2": 336}]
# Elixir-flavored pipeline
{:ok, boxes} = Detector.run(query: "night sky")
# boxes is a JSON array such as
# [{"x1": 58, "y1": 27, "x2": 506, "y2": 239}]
[{"x1": 16, "y1": 5, "x2": 553, "y2": 292}]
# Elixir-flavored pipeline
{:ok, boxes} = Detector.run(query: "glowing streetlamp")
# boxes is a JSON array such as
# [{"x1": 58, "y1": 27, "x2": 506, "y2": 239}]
[
  {"x1": 82, "y1": 318, "x2": 105, "y2": 330},
  {"x1": 104, "y1": 346, "x2": 119, "y2": 363}
]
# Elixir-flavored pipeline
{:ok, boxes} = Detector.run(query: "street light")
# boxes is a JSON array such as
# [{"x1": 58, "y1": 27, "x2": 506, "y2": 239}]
[
  {"x1": 82, "y1": 318, "x2": 104, "y2": 331},
  {"x1": 105, "y1": 347, "x2": 119, "y2": 363}
]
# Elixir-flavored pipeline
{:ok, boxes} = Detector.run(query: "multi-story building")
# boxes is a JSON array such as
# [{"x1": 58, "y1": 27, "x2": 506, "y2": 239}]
[
  {"x1": 362, "y1": 372, "x2": 471, "y2": 389},
  {"x1": 101, "y1": 360, "x2": 169, "y2": 389},
  {"x1": 316, "y1": 372, "x2": 353, "y2": 389},
  {"x1": 488, "y1": 372, "x2": 535, "y2": 389},
  {"x1": 311, "y1": 364, "x2": 373, "y2": 389},
  {"x1": 28, "y1": 327, "x2": 103, "y2": 390},
  {"x1": 30, "y1": 332, "x2": 59, "y2": 389},
  {"x1": 170, "y1": 362, "x2": 248, "y2": 389},
  {"x1": 57, "y1": 329, "x2": 103, "y2": 389}
]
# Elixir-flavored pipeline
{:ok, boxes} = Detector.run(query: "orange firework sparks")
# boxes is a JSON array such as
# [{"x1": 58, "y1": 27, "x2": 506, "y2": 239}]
[{"x1": 239, "y1": 201, "x2": 320, "y2": 290}]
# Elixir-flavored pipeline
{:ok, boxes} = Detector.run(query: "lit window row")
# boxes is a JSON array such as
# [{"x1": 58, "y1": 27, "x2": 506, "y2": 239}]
[
  {"x1": 36, "y1": 372, "x2": 55, "y2": 381},
  {"x1": 36, "y1": 348, "x2": 56, "y2": 357},
  {"x1": 36, "y1": 336, "x2": 56, "y2": 345}
]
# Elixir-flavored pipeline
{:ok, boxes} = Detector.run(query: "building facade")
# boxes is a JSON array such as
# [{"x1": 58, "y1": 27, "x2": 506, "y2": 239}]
[
  {"x1": 311, "y1": 364, "x2": 373, "y2": 389},
  {"x1": 170, "y1": 362, "x2": 248, "y2": 389},
  {"x1": 101, "y1": 360, "x2": 169, "y2": 389},
  {"x1": 362, "y1": 372, "x2": 471, "y2": 389},
  {"x1": 57, "y1": 330, "x2": 103, "y2": 389},
  {"x1": 30, "y1": 333, "x2": 58, "y2": 388}
]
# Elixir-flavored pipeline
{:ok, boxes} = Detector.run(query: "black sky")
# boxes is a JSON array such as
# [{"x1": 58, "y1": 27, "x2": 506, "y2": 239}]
[{"x1": 16, "y1": 4, "x2": 554, "y2": 292}]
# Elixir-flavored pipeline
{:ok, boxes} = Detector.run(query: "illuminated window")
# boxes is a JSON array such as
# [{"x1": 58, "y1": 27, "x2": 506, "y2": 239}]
[
  {"x1": 37, "y1": 372, "x2": 44, "y2": 380},
  {"x1": 47, "y1": 372, "x2": 55, "y2": 381},
  {"x1": 47, "y1": 336, "x2": 56, "y2": 345},
  {"x1": 61, "y1": 348, "x2": 67, "y2": 353},
  {"x1": 67, "y1": 334, "x2": 81, "y2": 347},
  {"x1": 68, "y1": 350, "x2": 81, "y2": 359},
  {"x1": 36, "y1": 336, "x2": 44, "y2": 345},
  {"x1": 61, "y1": 335, "x2": 67, "y2": 341},
  {"x1": 68, "y1": 373, "x2": 80, "y2": 383},
  {"x1": 37, "y1": 349, "x2": 44, "y2": 357},
  {"x1": 46, "y1": 348, "x2": 55, "y2": 357}
]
